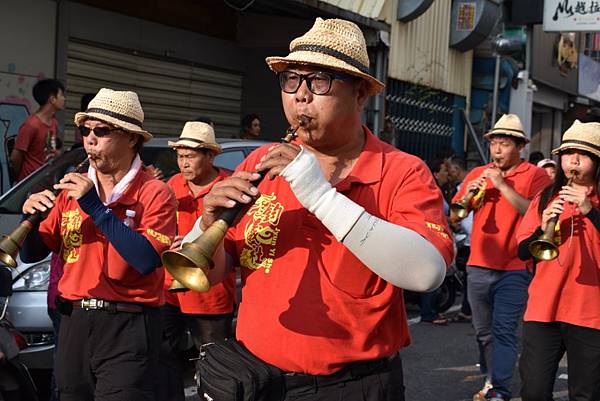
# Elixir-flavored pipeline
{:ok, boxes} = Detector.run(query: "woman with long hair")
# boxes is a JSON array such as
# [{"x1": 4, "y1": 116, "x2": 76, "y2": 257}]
[{"x1": 516, "y1": 120, "x2": 600, "y2": 401}]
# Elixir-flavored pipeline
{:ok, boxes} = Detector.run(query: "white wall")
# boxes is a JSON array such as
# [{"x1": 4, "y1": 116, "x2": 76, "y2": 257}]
[
  {"x1": 0, "y1": 0, "x2": 56, "y2": 193},
  {"x1": 0, "y1": 0, "x2": 56, "y2": 115}
]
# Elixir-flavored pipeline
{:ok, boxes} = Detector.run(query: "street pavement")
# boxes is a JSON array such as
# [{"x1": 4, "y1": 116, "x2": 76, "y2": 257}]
[
  {"x1": 185, "y1": 300, "x2": 570, "y2": 401},
  {"x1": 402, "y1": 303, "x2": 569, "y2": 401}
]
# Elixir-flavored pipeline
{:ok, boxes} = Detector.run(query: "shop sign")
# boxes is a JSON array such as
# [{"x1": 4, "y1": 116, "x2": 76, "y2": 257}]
[{"x1": 544, "y1": 0, "x2": 600, "y2": 31}]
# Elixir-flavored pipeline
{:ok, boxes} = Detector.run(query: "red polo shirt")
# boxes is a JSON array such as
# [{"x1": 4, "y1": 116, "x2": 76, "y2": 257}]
[
  {"x1": 38, "y1": 170, "x2": 177, "y2": 306},
  {"x1": 517, "y1": 192, "x2": 600, "y2": 330},
  {"x1": 14, "y1": 114, "x2": 58, "y2": 182},
  {"x1": 453, "y1": 161, "x2": 550, "y2": 270},
  {"x1": 164, "y1": 170, "x2": 236, "y2": 314},
  {"x1": 225, "y1": 127, "x2": 454, "y2": 375}
]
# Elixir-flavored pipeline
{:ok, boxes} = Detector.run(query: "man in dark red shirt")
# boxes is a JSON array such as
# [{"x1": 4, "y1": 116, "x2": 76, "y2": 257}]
[
  {"x1": 10, "y1": 79, "x2": 65, "y2": 182},
  {"x1": 157, "y1": 122, "x2": 235, "y2": 401},
  {"x1": 21, "y1": 88, "x2": 176, "y2": 401},
  {"x1": 451, "y1": 114, "x2": 551, "y2": 401},
  {"x1": 182, "y1": 18, "x2": 454, "y2": 401}
]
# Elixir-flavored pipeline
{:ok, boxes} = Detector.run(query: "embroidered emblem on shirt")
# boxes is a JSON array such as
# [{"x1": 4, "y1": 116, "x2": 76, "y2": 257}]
[
  {"x1": 240, "y1": 193, "x2": 283, "y2": 273},
  {"x1": 425, "y1": 221, "x2": 450, "y2": 240},
  {"x1": 146, "y1": 228, "x2": 172, "y2": 245},
  {"x1": 61, "y1": 209, "x2": 83, "y2": 263}
]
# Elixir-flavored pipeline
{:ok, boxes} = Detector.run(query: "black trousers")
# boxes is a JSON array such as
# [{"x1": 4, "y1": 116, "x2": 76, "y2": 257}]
[
  {"x1": 155, "y1": 303, "x2": 233, "y2": 401},
  {"x1": 520, "y1": 321, "x2": 600, "y2": 401},
  {"x1": 281, "y1": 354, "x2": 405, "y2": 401},
  {"x1": 56, "y1": 307, "x2": 161, "y2": 401}
]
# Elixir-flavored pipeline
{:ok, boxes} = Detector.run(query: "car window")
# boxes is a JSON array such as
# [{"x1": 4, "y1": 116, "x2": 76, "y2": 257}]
[
  {"x1": 0, "y1": 142, "x2": 263, "y2": 215},
  {"x1": 140, "y1": 147, "x2": 178, "y2": 180},
  {"x1": 0, "y1": 146, "x2": 177, "y2": 215},
  {"x1": 215, "y1": 149, "x2": 247, "y2": 171},
  {"x1": 0, "y1": 148, "x2": 89, "y2": 214}
]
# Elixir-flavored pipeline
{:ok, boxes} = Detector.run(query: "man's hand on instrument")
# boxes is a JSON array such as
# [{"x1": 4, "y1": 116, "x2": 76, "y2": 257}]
[
  {"x1": 53, "y1": 173, "x2": 94, "y2": 200},
  {"x1": 466, "y1": 177, "x2": 485, "y2": 193},
  {"x1": 541, "y1": 199, "x2": 564, "y2": 231},
  {"x1": 201, "y1": 171, "x2": 260, "y2": 231},
  {"x1": 256, "y1": 143, "x2": 301, "y2": 180},
  {"x1": 22, "y1": 190, "x2": 56, "y2": 214},
  {"x1": 559, "y1": 185, "x2": 592, "y2": 215},
  {"x1": 483, "y1": 167, "x2": 505, "y2": 190},
  {"x1": 170, "y1": 235, "x2": 184, "y2": 250}
]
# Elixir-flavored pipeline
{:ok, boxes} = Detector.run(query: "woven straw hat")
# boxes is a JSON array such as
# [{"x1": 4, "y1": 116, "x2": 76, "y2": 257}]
[
  {"x1": 552, "y1": 120, "x2": 600, "y2": 158},
  {"x1": 484, "y1": 114, "x2": 529, "y2": 143},
  {"x1": 265, "y1": 18, "x2": 384, "y2": 96},
  {"x1": 74, "y1": 88, "x2": 152, "y2": 142},
  {"x1": 168, "y1": 121, "x2": 221, "y2": 153}
]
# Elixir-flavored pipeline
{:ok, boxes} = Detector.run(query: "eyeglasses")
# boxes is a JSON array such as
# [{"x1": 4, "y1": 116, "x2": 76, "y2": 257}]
[
  {"x1": 78, "y1": 125, "x2": 122, "y2": 137},
  {"x1": 278, "y1": 71, "x2": 356, "y2": 95}
]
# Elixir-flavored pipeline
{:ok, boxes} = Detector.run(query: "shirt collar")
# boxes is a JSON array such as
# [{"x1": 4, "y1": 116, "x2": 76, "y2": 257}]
[
  {"x1": 335, "y1": 126, "x2": 382, "y2": 191},
  {"x1": 87, "y1": 154, "x2": 143, "y2": 206},
  {"x1": 184, "y1": 168, "x2": 228, "y2": 199},
  {"x1": 486, "y1": 159, "x2": 529, "y2": 178}
]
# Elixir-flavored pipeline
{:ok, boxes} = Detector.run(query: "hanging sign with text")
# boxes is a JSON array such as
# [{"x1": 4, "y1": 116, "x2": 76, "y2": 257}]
[{"x1": 544, "y1": 0, "x2": 600, "y2": 31}]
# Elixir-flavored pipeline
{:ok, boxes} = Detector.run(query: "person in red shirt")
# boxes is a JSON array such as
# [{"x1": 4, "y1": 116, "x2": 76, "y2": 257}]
[
  {"x1": 20, "y1": 88, "x2": 177, "y2": 401},
  {"x1": 10, "y1": 79, "x2": 65, "y2": 182},
  {"x1": 516, "y1": 120, "x2": 600, "y2": 401},
  {"x1": 451, "y1": 114, "x2": 551, "y2": 401},
  {"x1": 180, "y1": 18, "x2": 454, "y2": 401},
  {"x1": 156, "y1": 121, "x2": 235, "y2": 401}
]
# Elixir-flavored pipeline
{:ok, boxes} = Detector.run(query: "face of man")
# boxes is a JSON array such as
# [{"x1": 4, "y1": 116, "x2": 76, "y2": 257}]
[
  {"x1": 488, "y1": 135, "x2": 524, "y2": 171},
  {"x1": 83, "y1": 119, "x2": 138, "y2": 174},
  {"x1": 435, "y1": 163, "x2": 449, "y2": 186},
  {"x1": 176, "y1": 147, "x2": 215, "y2": 184},
  {"x1": 51, "y1": 89, "x2": 66, "y2": 111},
  {"x1": 280, "y1": 66, "x2": 369, "y2": 150},
  {"x1": 447, "y1": 163, "x2": 460, "y2": 182}
]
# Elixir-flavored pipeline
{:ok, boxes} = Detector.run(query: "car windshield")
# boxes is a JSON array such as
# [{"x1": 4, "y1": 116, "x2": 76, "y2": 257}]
[{"x1": 0, "y1": 146, "x2": 179, "y2": 214}]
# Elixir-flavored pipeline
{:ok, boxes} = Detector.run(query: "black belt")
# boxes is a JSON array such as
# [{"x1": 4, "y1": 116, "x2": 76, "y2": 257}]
[
  {"x1": 282, "y1": 353, "x2": 399, "y2": 391},
  {"x1": 71, "y1": 298, "x2": 145, "y2": 314}
]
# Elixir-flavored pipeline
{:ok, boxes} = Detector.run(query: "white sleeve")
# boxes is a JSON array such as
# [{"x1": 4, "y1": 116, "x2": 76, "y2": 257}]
[{"x1": 281, "y1": 147, "x2": 447, "y2": 291}]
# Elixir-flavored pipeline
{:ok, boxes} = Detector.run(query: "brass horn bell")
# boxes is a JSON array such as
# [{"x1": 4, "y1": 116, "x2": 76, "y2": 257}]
[
  {"x1": 167, "y1": 279, "x2": 189, "y2": 293},
  {"x1": 161, "y1": 220, "x2": 230, "y2": 293},
  {"x1": 528, "y1": 218, "x2": 559, "y2": 261},
  {"x1": 0, "y1": 220, "x2": 37, "y2": 268}
]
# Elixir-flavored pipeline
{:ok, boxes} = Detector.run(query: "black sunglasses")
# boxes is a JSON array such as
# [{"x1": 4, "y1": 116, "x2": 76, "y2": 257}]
[
  {"x1": 278, "y1": 71, "x2": 357, "y2": 95},
  {"x1": 78, "y1": 125, "x2": 122, "y2": 137}
]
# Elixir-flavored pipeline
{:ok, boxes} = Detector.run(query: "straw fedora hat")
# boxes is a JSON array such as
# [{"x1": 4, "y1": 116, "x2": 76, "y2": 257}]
[
  {"x1": 552, "y1": 119, "x2": 600, "y2": 158},
  {"x1": 168, "y1": 121, "x2": 222, "y2": 154},
  {"x1": 484, "y1": 114, "x2": 529, "y2": 143},
  {"x1": 74, "y1": 88, "x2": 152, "y2": 142},
  {"x1": 265, "y1": 18, "x2": 384, "y2": 96}
]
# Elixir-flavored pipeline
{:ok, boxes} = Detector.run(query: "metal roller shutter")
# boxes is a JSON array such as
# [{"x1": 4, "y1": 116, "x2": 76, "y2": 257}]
[{"x1": 65, "y1": 39, "x2": 242, "y2": 143}]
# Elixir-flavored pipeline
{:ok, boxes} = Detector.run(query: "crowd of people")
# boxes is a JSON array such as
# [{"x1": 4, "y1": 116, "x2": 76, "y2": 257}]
[{"x1": 5, "y1": 16, "x2": 599, "y2": 401}]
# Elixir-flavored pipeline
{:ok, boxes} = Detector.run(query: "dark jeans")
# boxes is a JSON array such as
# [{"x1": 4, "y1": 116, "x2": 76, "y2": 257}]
[
  {"x1": 420, "y1": 290, "x2": 440, "y2": 321},
  {"x1": 156, "y1": 303, "x2": 233, "y2": 401},
  {"x1": 456, "y1": 246, "x2": 471, "y2": 315},
  {"x1": 520, "y1": 321, "x2": 600, "y2": 401},
  {"x1": 56, "y1": 307, "x2": 161, "y2": 401},
  {"x1": 467, "y1": 266, "x2": 531, "y2": 400},
  {"x1": 282, "y1": 354, "x2": 405, "y2": 401}
]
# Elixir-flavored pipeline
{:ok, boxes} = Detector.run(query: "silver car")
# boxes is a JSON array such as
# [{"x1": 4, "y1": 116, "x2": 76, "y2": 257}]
[{"x1": 1, "y1": 137, "x2": 266, "y2": 371}]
